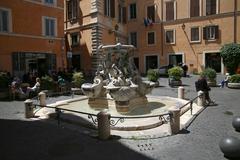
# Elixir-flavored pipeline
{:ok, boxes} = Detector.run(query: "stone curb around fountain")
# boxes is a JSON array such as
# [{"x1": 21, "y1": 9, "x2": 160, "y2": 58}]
[{"x1": 32, "y1": 96, "x2": 205, "y2": 139}]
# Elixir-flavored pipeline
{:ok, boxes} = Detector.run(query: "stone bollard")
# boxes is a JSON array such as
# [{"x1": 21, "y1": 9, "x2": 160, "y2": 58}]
[
  {"x1": 97, "y1": 109, "x2": 111, "y2": 140},
  {"x1": 39, "y1": 92, "x2": 46, "y2": 106},
  {"x1": 178, "y1": 86, "x2": 185, "y2": 99},
  {"x1": 24, "y1": 99, "x2": 34, "y2": 118},
  {"x1": 169, "y1": 108, "x2": 181, "y2": 135},
  {"x1": 197, "y1": 90, "x2": 205, "y2": 107}
]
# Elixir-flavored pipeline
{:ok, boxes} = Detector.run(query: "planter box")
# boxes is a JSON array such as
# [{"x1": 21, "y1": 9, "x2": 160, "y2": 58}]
[
  {"x1": 207, "y1": 80, "x2": 217, "y2": 87},
  {"x1": 169, "y1": 79, "x2": 182, "y2": 87},
  {"x1": 227, "y1": 83, "x2": 240, "y2": 89},
  {"x1": 0, "y1": 90, "x2": 9, "y2": 99}
]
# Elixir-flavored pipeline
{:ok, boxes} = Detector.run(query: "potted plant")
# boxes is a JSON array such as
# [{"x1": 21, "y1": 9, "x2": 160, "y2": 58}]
[
  {"x1": 147, "y1": 69, "x2": 160, "y2": 86},
  {"x1": 228, "y1": 74, "x2": 240, "y2": 89},
  {"x1": 72, "y1": 72, "x2": 85, "y2": 94},
  {"x1": 41, "y1": 75, "x2": 55, "y2": 91},
  {"x1": 201, "y1": 68, "x2": 217, "y2": 86},
  {"x1": 168, "y1": 66, "x2": 183, "y2": 86}
]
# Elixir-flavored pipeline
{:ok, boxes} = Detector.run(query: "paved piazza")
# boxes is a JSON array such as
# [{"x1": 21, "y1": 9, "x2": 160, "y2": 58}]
[{"x1": 0, "y1": 75, "x2": 240, "y2": 160}]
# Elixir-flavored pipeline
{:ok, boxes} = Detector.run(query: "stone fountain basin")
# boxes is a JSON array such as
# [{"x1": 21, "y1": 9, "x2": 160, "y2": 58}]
[{"x1": 35, "y1": 95, "x2": 203, "y2": 132}]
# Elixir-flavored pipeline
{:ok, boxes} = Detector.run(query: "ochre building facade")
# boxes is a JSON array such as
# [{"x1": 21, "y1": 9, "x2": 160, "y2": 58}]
[
  {"x1": 62, "y1": 0, "x2": 239, "y2": 74},
  {"x1": 0, "y1": 0, "x2": 65, "y2": 77}
]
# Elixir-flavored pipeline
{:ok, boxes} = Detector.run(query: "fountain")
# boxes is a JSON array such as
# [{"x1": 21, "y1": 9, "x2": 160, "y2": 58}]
[
  {"x1": 33, "y1": 43, "x2": 204, "y2": 139},
  {"x1": 81, "y1": 43, "x2": 156, "y2": 113}
]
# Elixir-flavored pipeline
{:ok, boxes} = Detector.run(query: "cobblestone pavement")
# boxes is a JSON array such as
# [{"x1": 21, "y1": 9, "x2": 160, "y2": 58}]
[{"x1": 0, "y1": 74, "x2": 240, "y2": 160}]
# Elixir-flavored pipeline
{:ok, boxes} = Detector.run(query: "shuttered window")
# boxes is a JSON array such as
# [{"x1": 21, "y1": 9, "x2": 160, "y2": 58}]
[
  {"x1": 118, "y1": 5, "x2": 126, "y2": 24},
  {"x1": 190, "y1": 0, "x2": 200, "y2": 17},
  {"x1": 67, "y1": 0, "x2": 78, "y2": 20},
  {"x1": 166, "y1": 2, "x2": 174, "y2": 21},
  {"x1": 104, "y1": 0, "x2": 115, "y2": 18},
  {"x1": 206, "y1": 0, "x2": 216, "y2": 15},
  {"x1": 147, "y1": 5, "x2": 155, "y2": 22},
  {"x1": 203, "y1": 25, "x2": 219, "y2": 40}
]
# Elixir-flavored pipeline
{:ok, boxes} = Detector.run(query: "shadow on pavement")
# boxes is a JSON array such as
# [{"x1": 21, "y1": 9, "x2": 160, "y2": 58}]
[{"x1": 0, "y1": 119, "x2": 154, "y2": 160}]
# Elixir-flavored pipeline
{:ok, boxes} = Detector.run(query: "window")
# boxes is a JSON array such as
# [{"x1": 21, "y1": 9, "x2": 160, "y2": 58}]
[
  {"x1": 43, "y1": 17, "x2": 57, "y2": 37},
  {"x1": 166, "y1": 1, "x2": 174, "y2": 21},
  {"x1": 129, "y1": 32, "x2": 137, "y2": 47},
  {"x1": 147, "y1": 5, "x2": 155, "y2": 22},
  {"x1": 104, "y1": 0, "x2": 115, "y2": 18},
  {"x1": 67, "y1": 0, "x2": 78, "y2": 20},
  {"x1": 118, "y1": 5, "x2": 126, "y2": 23},
  {"x1": 203, "y1": 25, "x2": 219, "y2": 40},
  {"x1": 190, "y1": 0, "x2": 200, "y2": 17},
  {"x1": 206, "y1": 0, "x2": 216, "y2": 15},
  {"x1": 44, "y1": 0, "x2": 55, "y2": 5},
  {"x1": 129, "y1": 3, "x2": 136, "y2": 19},
  {"x1": 165, "y1": 30, "x2": 175, "y2": 44},
  {"x1": 0, "y1": 8, "x2": 10, "y2": 32},
  {"x1": 147, "y1": 32, "x2": 155, "y2": 45},
  {"x1": 71, "y1": 33, "x2": 79, "y2": 46},
  {"x1": 191, "y1": 27, "x2": 200, "y2": 42}
]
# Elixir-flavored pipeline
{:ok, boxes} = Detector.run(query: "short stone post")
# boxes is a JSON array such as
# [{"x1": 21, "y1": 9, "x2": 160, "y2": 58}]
[
  {"x1": 24, "y1": 99, "x2": 34, "y2": 118},
  {"x1": 169, "y1": 108, "x2": 181, "y2": 135},
  {"x1": 39, "y1": 92, "x2": 46, "y2": 106},
  {"x1": 178, "y1": 86, "x2": 185, "y2": 99},
  {"x1": 97, "y1": 109, "x2": 111, "y2": 140},
  {"x1": 197, "y1": 90, "x2": 205, "y2": 107}
]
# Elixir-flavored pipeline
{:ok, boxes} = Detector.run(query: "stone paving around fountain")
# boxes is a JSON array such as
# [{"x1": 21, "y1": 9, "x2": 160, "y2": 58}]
[{"x1": 1, "y1": 74, "x2": 240, "y2": 160}]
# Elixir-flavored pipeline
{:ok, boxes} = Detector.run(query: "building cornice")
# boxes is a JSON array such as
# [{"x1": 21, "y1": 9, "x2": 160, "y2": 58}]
[
  {"x1": 161, "y1": 11, "x2": 240, "y2": 25},
  {"x1": 0, "y1": 32, "x2": 63, "y2": 40}
]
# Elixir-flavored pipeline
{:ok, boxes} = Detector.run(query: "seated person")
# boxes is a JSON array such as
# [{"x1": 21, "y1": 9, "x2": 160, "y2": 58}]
[
  {"x1": 58, "y1": 76, "x2": 66, "y2": 92},
  {"x1": 26, "y1": 77, "x2": 40, "y2": 96},
  {"x1": 220, "y1": 73, "x2": 230, "y2": 88},
  {"x1": 10, "y1": 78, "x2": 26, "y2": 99}
]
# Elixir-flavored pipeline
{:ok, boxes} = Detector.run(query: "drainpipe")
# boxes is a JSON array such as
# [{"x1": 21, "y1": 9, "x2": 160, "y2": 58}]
[
  {"x1": 161, "y1": 0, "x2": 164, "y2": 57},
  {"x1": 234, "y1": 0, "x2": 237, "y2": 43}
]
